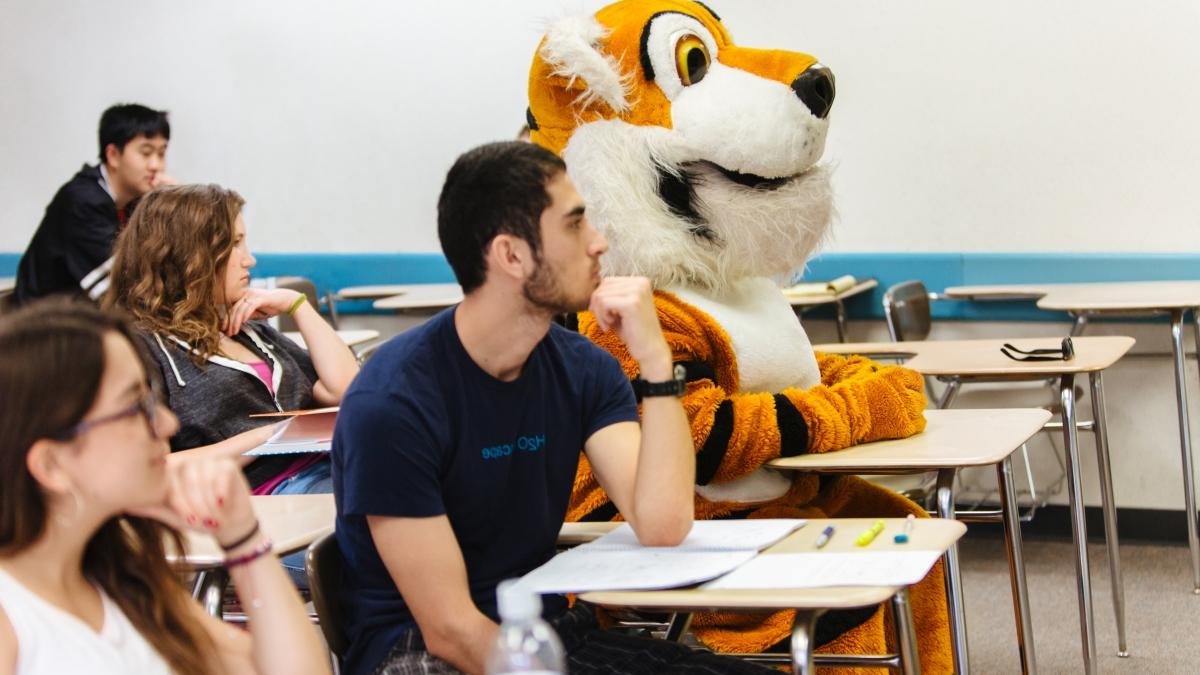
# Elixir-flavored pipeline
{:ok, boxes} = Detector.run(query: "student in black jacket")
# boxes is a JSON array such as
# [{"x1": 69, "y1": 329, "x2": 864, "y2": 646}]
[{"x1": 14, "y1": 103, "x2": 174, "y2": 305}]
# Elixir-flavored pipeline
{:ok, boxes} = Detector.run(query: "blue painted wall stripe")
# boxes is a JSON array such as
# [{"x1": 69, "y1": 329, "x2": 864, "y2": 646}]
[{"x1": 5, "y1": 251, "x2": 1198, "y2": 321}]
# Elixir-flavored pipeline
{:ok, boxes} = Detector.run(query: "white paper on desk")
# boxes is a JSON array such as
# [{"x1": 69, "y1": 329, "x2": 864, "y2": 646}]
[
  {"x1": 590, "y1": 519, "x2": 806, "y2": 552},
  {"x1": 705, "y1": 551, "x2": 943, "y2": 590},
  {"x1": 517, "y1": 548, "x2": 757, "y2": 594},
  {"x1": 782, "y1": 275, "x2": 857, "y2": 297}
]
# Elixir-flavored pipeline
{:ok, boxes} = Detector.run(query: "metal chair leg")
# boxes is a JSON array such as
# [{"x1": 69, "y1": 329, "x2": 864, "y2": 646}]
[
  {"x1": 998, "y1": 456, "x2": 1037, "y2": 674},
  {"x1": 834, "y1": 299, "x2": 848, "y2": 342},
  {"x1": 664, "y1": 612, "x2": 693, "y2": 643},
  {"x1": 936, "y1": 378, "x2": 961, "y2": 410},
  {"x1": 1089, "y1": 371, "x2": 1128, "y2": 657},
  {"x1": 936, "y1": 468, "x2": 969, "y2": 674},
  {"x1": 1183, "y1": 308, "x2": 1200, "y2": 592},
  {"x1": 1059, "y1": 374, "x2": 1097, "y2": 674},
  {"x1": 892, "y1": 588, "x2": 922, "y2": 675},
  {"x1": 193, "y1": 568, "x2": 228, "y2": 618},
  {"x1": 790, "y1": 609, "x2": 823, "y2": 675}
]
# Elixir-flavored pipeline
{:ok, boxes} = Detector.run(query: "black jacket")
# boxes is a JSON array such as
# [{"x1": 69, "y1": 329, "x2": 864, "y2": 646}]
[
  {"x1": 15, "y1": 164, "x2": 119, "y2": 305},
  {"x1": 138, "y1": 322, "x2": 321, "y2": 489}
]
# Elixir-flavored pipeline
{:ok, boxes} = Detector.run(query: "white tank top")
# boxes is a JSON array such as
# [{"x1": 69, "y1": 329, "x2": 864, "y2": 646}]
[{"x1": 0, "y1": 567, "x2": 173, "y2": 674}]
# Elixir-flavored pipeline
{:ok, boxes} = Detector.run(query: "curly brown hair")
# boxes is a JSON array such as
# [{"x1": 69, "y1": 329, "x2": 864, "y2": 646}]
[
  {"x1": 0, "y1": 299, "x2": 218, "y2": 675},
  {"x1": 105, "y1": 184, "x2": 244, "y2": 364}
]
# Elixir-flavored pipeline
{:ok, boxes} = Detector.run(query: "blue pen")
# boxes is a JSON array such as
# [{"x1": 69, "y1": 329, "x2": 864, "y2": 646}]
[{"x1": 814, "y1": 525, "x2": 835, "y2": 549}]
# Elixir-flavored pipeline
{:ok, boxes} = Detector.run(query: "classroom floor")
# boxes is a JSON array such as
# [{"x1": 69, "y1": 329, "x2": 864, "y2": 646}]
[{"x1": 960, "y1": 534, "x2": 1200, "y2": 674}]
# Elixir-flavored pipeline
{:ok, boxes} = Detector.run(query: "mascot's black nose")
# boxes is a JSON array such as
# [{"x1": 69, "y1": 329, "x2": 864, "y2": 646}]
[{"x1": 792, "y1": 65, "x2": 835, "y2": 119}]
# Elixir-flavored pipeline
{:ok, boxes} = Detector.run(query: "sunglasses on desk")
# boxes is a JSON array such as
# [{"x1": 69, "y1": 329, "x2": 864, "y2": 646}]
[{"x1": 1000, "y1": 337, "x2": 1075, "y2": 362}]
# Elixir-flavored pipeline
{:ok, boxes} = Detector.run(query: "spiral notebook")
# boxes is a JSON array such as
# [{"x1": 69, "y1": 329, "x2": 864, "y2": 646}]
[
  {"x1": 245, "y1": 407, "x2": 337, "y2": 456},
  {"x1": 516, "y1": 519, "x2": 806, "y2": 594}
]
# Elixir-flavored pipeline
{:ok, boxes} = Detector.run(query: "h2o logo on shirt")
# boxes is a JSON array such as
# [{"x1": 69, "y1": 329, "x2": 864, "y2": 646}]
[{"x1": 481, "y1": 434, "x2": 546, "y2": 460}]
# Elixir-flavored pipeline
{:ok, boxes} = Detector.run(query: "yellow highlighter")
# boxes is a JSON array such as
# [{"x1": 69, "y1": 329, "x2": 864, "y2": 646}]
[{"x1": 855, "y1": 520, "x2": 886, "y2": 547}]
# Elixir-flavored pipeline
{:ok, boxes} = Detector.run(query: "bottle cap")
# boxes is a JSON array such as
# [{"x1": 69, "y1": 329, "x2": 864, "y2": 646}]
[{"x1": 496, "y1": 579, "x2": 541, "y2": 621}]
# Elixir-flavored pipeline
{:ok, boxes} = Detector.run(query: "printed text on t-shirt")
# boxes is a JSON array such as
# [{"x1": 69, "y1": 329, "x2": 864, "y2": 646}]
[{"x1": 481, "y1": 434, "x2": 547, "y2": 460}]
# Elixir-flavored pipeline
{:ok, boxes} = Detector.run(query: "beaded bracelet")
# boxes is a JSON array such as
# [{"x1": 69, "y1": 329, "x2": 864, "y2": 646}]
[
  {"x1": 225, "y1": 539, "x2": 274, "y2": 569},
  {"x1": 287, "y1": 293, "x2": 308, "y2": 316},
  {"x1": 219, "y1": 520, "x2": 261, "y2": 552}
]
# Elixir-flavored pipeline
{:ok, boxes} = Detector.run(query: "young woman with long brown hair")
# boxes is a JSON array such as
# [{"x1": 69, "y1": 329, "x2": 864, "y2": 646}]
[
  {"x1": 105, "y1": 184, "x2": 358, "y2": 494},
  {"x1": 0, "y1": 299, "x2": 329, "y2": 675}
]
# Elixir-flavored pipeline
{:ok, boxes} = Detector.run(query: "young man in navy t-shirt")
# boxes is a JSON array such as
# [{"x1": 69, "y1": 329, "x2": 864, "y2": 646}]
[{"x1": 332, "y1": 142, "x2": 775, "y2": 675}]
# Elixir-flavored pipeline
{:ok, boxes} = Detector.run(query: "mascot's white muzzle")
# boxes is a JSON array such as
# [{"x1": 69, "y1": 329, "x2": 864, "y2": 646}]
[{"x1": 671, "y1": 62, "x2": 833, "y2": 180}]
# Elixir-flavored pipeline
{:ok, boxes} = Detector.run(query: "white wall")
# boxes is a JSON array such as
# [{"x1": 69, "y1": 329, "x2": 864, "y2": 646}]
[{"x1": 3, "y1": 1, "x2": 1199, "y2": 253}]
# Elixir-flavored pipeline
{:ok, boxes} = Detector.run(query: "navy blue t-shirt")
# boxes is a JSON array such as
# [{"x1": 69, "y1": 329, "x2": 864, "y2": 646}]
[{"x1": 331, "y1": 307, "x2": 638, "y2": 675}]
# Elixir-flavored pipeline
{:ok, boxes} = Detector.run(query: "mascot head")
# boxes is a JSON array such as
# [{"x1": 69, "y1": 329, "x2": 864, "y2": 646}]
[{"x1": 528, "y1": 0, "x2": 836, "y2": 292}]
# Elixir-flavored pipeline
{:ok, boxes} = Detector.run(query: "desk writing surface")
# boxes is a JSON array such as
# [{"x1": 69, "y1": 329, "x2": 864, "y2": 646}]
[
  {"x1": 945, "y1": 281, "x2": 1200, "y2": 312},
  {"x1": 338, "y1": 285, "x2": 417, "y2": 300},
  {"x1": 177, "y1": 494, "x2": 335, "y2": 568},
  {"x1": 943, "y1": 284, "x2": 1053, "y2": 300},
  {"x1": 817, "y1": 336, "x2": 1134, "y2": 376},
  {"x1": 558, "y1": 521, "x2": 621, "y2": 546},
  {"x1": 283, "y1": 329, "x2": 380, "y2": 350},
  {"x1": 1036, "y1": 280, "x2": 1200, "y2": 312},
  {"x1": 770, "y1": 408, "x2": 1048, "y2": 472},
  {"x1": 786, "y1": 279, "x2": 878, "y2": 308},
  {"x1": 373, "y1": 283, "x2": 464, "y2": 311},
  {"x1": 580, "y1": 518, "x2": 964, "y2": 611}
]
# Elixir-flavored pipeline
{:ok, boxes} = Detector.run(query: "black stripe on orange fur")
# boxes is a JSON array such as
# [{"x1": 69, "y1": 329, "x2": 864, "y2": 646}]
[
  {"x1": 774, "y1": 393, "x2": 809, "y2": 457},
  {"x1": 695, "y1": 399, "x2": 733, "y2": 485}
]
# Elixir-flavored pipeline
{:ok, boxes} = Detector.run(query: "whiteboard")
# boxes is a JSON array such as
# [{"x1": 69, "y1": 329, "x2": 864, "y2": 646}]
[{"x1": 2, "y1": 0, "x2": 1198, "y2": 254}]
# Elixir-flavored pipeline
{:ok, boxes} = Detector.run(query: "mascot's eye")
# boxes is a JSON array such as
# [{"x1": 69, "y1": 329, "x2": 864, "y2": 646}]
[{"x1": 674, "y1": 34, "x2": 710, "y2": 86}]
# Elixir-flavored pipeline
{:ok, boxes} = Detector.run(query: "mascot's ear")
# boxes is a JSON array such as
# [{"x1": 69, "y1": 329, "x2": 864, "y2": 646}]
[{"x1": 540, "y1": 15, "x2": 631, "y2": 115}]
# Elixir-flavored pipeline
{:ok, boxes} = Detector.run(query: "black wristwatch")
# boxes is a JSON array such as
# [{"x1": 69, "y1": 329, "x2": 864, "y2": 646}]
[{"x1": 633, "y1": 363, "x2": 687, "y2": 400}]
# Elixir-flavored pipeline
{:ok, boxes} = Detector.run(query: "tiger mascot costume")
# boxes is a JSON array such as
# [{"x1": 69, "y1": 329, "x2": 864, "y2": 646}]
[{"x1": 527, "y1": 1, "x2": 953, "y2": 671}]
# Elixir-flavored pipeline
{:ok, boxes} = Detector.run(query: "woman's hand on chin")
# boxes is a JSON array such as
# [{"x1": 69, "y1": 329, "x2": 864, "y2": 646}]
[
  {"x1": 126, "y1": 456, "x2": 256, "y2": 544},
  {"x1": 221, "y1": 288, "x2": 304, "y2": 336}
]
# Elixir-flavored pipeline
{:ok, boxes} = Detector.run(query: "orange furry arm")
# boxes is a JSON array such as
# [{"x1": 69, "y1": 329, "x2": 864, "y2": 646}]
[{"x1": 781, "y1": 352, "x2": 928, "y2": 453}]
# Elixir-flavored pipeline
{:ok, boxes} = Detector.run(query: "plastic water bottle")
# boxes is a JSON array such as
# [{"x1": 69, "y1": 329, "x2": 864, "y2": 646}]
[{"x1": 485, "y1": 580, "x2": 565, "y2": 675}]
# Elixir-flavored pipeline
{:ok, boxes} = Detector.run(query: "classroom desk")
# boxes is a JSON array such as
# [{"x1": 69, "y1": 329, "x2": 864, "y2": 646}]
[
  {"x1": 785, "y1": 278, "x2": 878, "y2": 343},
  {"x1": 818, "y1": 337, "x2": 1134, "y2": 674},
  {"x1": 372, "y1": 283, "x2": 464, "y2": 312},
  {"x1": 772, "y1": 407, "x2": 1048, "y2": 675},
  {"x1": 174, "y1": 494, "x2": 335, "y2": 616},
  {"x1": 282, "y1": 328, "x2": 380, "y2": 350},
  {"x1": 337, "y1": 284, "x2": 423, "y2": 301},
  {"x1": 947, "y1": 280, "x2": 1200, "y2": 597},
  {"x1": 582, "y1": 517, "x2": 966, "y2": 675}
]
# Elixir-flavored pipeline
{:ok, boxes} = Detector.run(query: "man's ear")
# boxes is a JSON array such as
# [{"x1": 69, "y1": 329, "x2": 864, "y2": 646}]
[
  {"x1": 487, "y1": 234, "x2": 536, "y2": 283},
  {"x1": 103, "y1": 142, "x2": 121, "y2": 169},
  {"x1": 25, "y1": 438, "x2": 73, "y2": 495}
]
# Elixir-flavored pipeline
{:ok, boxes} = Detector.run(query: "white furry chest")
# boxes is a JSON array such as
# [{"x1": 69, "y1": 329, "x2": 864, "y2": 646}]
[
  {"x1": 668, "y1": 278, "x2": 821, "y2": 505},
  {"x1": 668, "y1": 278, "x2": 820, "y2": 392}
]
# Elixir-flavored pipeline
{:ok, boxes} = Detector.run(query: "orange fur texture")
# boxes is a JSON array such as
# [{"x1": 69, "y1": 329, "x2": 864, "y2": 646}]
[{"x1": 572, "y1": 293, "x2": 951, "y2": 673}]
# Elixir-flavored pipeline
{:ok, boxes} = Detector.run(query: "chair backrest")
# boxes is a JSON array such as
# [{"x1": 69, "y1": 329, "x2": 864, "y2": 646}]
[
  {"x1": 273, "y1": 276, "x2": 321, "y2": 332},
  {"x1": 306, "y1": 531, "x2": 350, "y2": 658},
  {"x1": 883, "y1": 280, "x2": 932, "y2": 342}
]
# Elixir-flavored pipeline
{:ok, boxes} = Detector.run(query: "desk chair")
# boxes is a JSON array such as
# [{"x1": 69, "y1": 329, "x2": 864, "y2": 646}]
[
  {"x1": 882, "y1": 280, "x2": 1076, "y2": 514},
  {"x1": 306, "y1": 532, "x2": 349, "y2": 669},
  {"x1": 273, "y1": 276, "x2": 339, "y2": 332}
]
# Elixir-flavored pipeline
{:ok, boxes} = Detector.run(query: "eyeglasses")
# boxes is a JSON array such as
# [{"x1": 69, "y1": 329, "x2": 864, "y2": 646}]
[
  {"x1": 1000, "y1": 337, "x2": 1075, "y2": 362},
  {"x1": 51, "y1": 388, "x2": 163, "y2": 441}
]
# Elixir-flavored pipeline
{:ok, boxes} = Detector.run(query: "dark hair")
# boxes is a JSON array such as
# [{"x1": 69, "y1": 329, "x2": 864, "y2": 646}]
[
  {"x1": 99, "y1": 103, "x2": 171, "y2": 161},
  {"x1": 0, "y1": 299, "x2": 216, "y2": 675},
  {"x1": 106, "y1": 184, "x2": 245, "y2": 365},
  {"x1": 437, "y1": 141, "x2": 566, "y2": 293}
]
